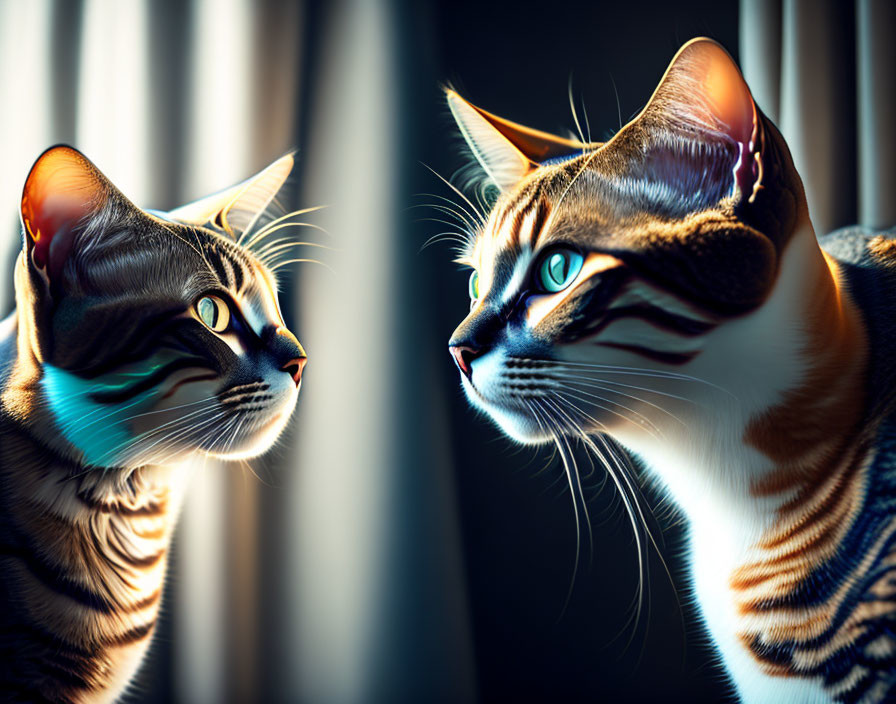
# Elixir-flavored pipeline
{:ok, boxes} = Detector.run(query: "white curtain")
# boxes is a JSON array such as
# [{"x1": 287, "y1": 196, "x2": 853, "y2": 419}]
[{"x1": 0, "y1": 1, "x2": 473, "y2": 702}]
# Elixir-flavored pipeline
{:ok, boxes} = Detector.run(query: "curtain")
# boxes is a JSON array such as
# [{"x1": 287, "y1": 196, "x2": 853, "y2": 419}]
[
  {"x1": 3, "y1": 0, "x2": 892, "y2": 701},
  {"x1": 0, "y1": 1, "x2": 473, "y2": 702},
  {"x1": 740, "y1": 0, "x2": 896, "y2": 234}
]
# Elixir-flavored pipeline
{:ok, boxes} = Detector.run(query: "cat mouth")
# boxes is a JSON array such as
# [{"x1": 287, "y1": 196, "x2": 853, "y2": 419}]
[
  {"x1": 218, "y1": 380, "x2": 273, "y2": 407},
  {"x1": 462, "y1": 375, "x2": 546, "y2": 426}
]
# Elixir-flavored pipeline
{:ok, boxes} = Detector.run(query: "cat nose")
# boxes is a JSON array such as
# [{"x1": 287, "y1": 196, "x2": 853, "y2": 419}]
[
  {"x1": 272, "y1": 326, "x2": 306, "y2": 386},
  {"x1": 281, "y1": 356, "x2": 307, "y2": 385},
  {"x1": 449, "y1": 345, "x2": 481, "y2": 379}
]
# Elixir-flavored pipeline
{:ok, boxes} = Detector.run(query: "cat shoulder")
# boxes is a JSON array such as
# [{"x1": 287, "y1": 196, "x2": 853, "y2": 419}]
[{"x1": 819, "y1": 225, "x2": 896, "y2": 269}]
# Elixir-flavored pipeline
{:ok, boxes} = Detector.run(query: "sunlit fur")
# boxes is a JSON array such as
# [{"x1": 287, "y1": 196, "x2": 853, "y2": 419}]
[
  {"x1": 446, "y1": 39, "x2": 896, "y2": 703},
  {"x1": 0, "y1": 145, "x2": 312, "y2": 702}
]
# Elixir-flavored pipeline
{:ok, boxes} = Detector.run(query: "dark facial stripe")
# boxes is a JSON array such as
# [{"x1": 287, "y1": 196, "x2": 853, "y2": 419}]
[
  {"x1": 525, "y1": 198, "x2": 552, "y2": 248},
  {"x1": 230, "y1": 253, "x2": 246, "y2": 290},
  {"x1": 54, "y1": 303, "x2": 186, "y2": 378},
  {"x1": 595, "y1": 341, "x2": 698, "y2": 366},
  {"x1": 582, "y1": 303, "x2": 716, "y2": 339},
  {"x1": 204, "y1": 246, "x2": 232, "y2": 287},
  {"x1": 160, "y1": 372, "x2": 218, "y2": 400},
  {"x1": 554, "y1": 267, "x2": 631, "y2": 342},
  {"x1": 88, "y1": 356, "x2": 213, "y2": 404}
]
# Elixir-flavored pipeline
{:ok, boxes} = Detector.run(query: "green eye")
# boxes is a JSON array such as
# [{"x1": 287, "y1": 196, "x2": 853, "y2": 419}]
[
  {"x1": 196, "y1": 295, "x2": 230, "y2": 332},
  {"x1": 468, "y1": 270, "x2": 480, "y2": 301},
  {"x1": 538, "y1": 249, "x2": 584, "y2": 293}
]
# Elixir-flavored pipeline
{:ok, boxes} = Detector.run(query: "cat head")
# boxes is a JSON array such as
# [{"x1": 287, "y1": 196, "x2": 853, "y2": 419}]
[
  {"x1": 445, "y1": 38, "x2": 819, "y2": 448},
  {"x1": 11, "y1": 145, "x2": 307, "y2": 468}
]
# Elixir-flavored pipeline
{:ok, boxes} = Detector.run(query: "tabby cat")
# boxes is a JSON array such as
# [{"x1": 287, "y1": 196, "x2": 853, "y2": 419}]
[
  {"x1": 445, "y1": 39, "x2": 896, "y2": 703},
  {"x1": 0, "y1": 146, "x2": 307, "y2": 702}
]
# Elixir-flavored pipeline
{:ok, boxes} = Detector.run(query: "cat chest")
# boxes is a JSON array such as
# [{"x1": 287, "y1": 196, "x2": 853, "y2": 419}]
[
  {"x1": 3, "y1": 491, "x2": 172, "y2": 702},
  {"x1": 688, "y1": 528, "x2": 833, "y2": 704}
]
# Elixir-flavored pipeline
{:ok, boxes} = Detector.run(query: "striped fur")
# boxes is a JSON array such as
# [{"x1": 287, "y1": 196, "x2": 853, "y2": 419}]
[
  {"x1": 0, "y1": 146, "x2": 307, "y2": 701},
  {"x1": 445, "y1": 39, "x2": 896, "y2": 702}
]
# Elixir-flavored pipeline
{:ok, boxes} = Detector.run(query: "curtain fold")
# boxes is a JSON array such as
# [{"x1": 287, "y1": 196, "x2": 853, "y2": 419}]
[
  {"x1": 0, "y1": 1, "x2": 472, "y2": 702},
  {"x1": 741, "y1": 0, "x2": 893, "y2": 235},
  {"x1": 857, "y1": 0, "x2": 896, "y2": 228},
  {"x1": 0, "y1": 0, "x2": 54, "y2": 314}
]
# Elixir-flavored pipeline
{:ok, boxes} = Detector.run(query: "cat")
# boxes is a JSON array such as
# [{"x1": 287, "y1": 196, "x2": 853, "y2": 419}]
[
  {"x1": 0, "y1": 145, "x2": 307, "y2": 702},
  {"x1": 444, "y1": 38, "x2": 896, "y2": 703}
]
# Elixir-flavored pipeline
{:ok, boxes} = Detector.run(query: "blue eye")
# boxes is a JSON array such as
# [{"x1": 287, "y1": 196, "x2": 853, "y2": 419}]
[
  {"x1": 468, "y1": 270, "x2": 480, "y2": 301},
  {"x1": 538, "y1": 249, "x2": 584, "y2": 293}
]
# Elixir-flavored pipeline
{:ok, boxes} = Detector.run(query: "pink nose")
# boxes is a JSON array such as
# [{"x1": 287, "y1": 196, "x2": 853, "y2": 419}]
[
  {"x1": 449, "y1": 345, "x2": 479, "y2": 379},
  {"x1": 282, "y1": 357, "x2": 307, "y2": 385}
]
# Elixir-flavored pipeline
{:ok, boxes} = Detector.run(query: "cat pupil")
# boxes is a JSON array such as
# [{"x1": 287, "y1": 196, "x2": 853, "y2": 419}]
[
  {"x1": 469, "y1": 270, "x2": 479, "y2": 300},
  {"x1": 549, "y1": 253, "x2": 567, "y2": 283},
  {"x1": 198, "y1": 297, "x2": 218, "y2": 327}
]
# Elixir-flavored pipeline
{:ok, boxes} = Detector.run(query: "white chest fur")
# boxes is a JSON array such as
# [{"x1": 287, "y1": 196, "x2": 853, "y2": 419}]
[
  {"x1": 610, "y1": 228, "x2": 847, "y2": 702},
  {"x1": 687, "y1": 515, "x2": 831, "y2": 704}
]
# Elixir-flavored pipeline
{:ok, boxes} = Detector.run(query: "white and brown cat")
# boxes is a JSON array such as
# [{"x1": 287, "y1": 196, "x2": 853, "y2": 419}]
[{"x1": 445, "y1": 39, "x2": 896, "y2": 703}]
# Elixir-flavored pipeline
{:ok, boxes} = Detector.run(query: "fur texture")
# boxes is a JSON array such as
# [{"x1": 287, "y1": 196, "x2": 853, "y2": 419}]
[
  {"x1": 445, "y1": 39, "x2": 896, "y2": 703},
  {"x1": 0, "y1": 146, "x2": 307, "y2": 702}
]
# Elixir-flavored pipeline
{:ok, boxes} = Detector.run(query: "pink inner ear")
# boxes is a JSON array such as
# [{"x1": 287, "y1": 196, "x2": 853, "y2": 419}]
[
  {"x1": 696, "y1": 49, "x2": 761, "y2": 201},
  {"x1": 697, "y1": 44, "x2": 755, "y2": 145},
  {"x1": 21, "y1": 147, "x2": 107, "y2": 276},
  {"x1": 665, "y1": 40, "x2": 761, "y2": 200}
]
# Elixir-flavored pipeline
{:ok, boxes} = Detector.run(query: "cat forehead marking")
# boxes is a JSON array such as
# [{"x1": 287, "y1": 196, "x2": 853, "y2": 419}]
[
  {"x1": 474, "y1": 193, "x2": 554, "y2": 300},
  {"x1": 238, "y1": 263, "x2": 285, "y2": 338}
]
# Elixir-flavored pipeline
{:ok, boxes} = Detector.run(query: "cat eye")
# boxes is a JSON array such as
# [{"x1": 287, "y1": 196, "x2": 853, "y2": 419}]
[
  {"x1": 196, "y1": 294, "x2": 231, "y2": 332},
  {"x1": 468, "y1": 270, "x2": 480, "y2": 301},
  {"x1": 537, "y1": 249, "x2": 584, "y2": 293}
]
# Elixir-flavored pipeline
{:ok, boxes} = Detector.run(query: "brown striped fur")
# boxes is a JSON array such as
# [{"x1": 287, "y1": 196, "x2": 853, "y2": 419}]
[
  {"x1": 445, "y1": 38, "x2": 896, "y2": 702},
  {"x1": 0, "y1": 146, "x2": 308, "y2": 701},
  {"x1": 0, "y1": 420, "x2": 180, "y2": 702}
]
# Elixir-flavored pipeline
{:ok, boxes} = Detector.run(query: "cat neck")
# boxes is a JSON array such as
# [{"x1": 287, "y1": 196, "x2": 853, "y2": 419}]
[
  {"x1": 0, "y1": 409, "x2": 192, "y2": 523},
  {"x1": 613, "y1": 220, "x2": 870, "y2": 543},
  {"x1": 1, "y1": 306, "x2": 192, "y2": 515}
]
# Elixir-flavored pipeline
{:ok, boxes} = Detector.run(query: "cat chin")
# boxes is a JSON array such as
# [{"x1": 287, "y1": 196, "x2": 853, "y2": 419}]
[
  {"x1": 205, "y1": 406, "x2": 294, "y2": 461},
  {"x1": 491, "y1": 416, "x2": 552, "y2": 446},
  {"x1": 462, "y1": 382, "x2": 552, "y2": 445}
]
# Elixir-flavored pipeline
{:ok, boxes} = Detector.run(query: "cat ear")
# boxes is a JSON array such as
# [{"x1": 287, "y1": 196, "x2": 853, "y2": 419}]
[
  {"x1": 168, "y1": 152, "x2": 295, "y2": 239},
  {"x1": 446, "y1": 89, "x2": 595, "y2": 190},
  {"x1": 640, "y1": 37, "x2": 755, "y2": 145},
  {"x1": 621, "y1": 38, "x2": 760, "y2": 201},
  {"x1": 20, "y1": 145, "x2": 117, "y2": 283}
]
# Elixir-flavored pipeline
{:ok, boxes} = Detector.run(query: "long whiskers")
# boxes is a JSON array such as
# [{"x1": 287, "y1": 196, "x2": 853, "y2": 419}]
[
  {"x1": 420, "y1": 163, "x2": 487, "y2": 229},
  {"x1": 553, "y1": 360, "x2": 736, "y2": 398},
  {"x1": 551, "y1": 377, "x2": 689, "y2": 429},
  {"x1": 546, "y1": 393, "x2": 648, "y2": 643},
  {"x1": 551, "y1": 382, "x2": 665, "y2": 440},
  {"x1": 525, "y1": 398, "x2": 588, "y2": 616},
  {"x1": 240, "y1": 205, "x2": 328, "y2": 249}
]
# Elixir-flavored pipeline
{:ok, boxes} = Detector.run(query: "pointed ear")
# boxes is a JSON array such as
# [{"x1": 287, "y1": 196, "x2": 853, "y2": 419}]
[
  {"x1": 20, "y1": 145, "x2": 116, "y2": 282},
  {"x1": 604, "y1": 38, "x2": 762, "y2": 206},
  {"x1": 168, "y1": 152, "x2": 295, "y2": 238},
  {"x1": 640, "y1": 37, "x2": 755, "y2": 146},
  {"x1": 446, "y1": 89, "x2": 595, "y2": 190}
]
